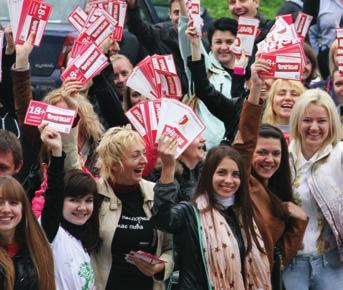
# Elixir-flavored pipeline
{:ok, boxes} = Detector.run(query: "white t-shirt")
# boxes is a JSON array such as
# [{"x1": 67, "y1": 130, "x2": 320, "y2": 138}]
[{"x1": 51, "y1": 226, "x2": 95, "y2": 290}]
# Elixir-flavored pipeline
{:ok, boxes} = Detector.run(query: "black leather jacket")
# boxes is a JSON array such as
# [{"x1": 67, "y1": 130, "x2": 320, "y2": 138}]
[
  {"x1": 152, "y1": 181, "x2": 211, "y2": 290},
  {"x1": 0, "y1": 246, "x2": 38, "y2": 290}
]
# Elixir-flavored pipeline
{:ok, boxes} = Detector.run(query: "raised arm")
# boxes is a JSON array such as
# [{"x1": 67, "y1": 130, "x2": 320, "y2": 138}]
[
  {"x1": 0, "y1": 26, "x2": 16, "y2": 116},
  {"x1": 40, "y1": 124, "x2": 65, "y2": 242},
  {"x1": 232, "y1": 60, "x2": 270, "y2": 173},
  {"x1": 152, "y1": 136, "x2": 189, "y2": 233},
  {"x1": 126, "y1": 0, "x2": 163, "y2": 51}
]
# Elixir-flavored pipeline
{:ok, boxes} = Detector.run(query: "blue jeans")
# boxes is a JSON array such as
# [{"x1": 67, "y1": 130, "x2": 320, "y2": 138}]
[{"x1": 282, "y1": 249, "x2": 343, "y2": 290}]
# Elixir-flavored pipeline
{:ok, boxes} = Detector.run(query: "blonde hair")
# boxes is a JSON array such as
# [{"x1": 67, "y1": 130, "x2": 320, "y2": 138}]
[
  {"x1": 44, "y1": 88, "x2": 78, "y2": 110},
  {"x1": 329, "y1": 39, "x2": 338, "y2": 75},
  {"x1": 290, "y1": 89, "x2": 342, "y2": 151},
  {"x1": 45, "y1": 89, "x2": 104, "y2": 143},
  {"x1": 96, "y1": 126, "x2": 145, "y2": 180},
  {"x1": 263, "y1": 79, "x2": 306, "y2": 125},
  {"x1": 0, "y1": 176, "x2": 55, "y2": 290},
  {"x1": 74, "y1": 95, "x2": 104, "y2": 143}
]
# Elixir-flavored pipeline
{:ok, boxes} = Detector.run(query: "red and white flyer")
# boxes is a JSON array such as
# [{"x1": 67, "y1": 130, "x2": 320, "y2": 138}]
[
  {"x1": 265, "y1": 15, "x2": 298, "y2": 44},
  {"x1": 108, "y1": 0, "x2": 127, "y2": 41},
  {"x1": 125, "y1": 103, "x2": 150, "y2": 144},
  {"x1": 140, "y1": 100, "x2": 161, "y2": 144},
  {"x1": 126, "y1": 66, "x2": 159, "y2": 100},
  {"x1": 151, "y1": 54, "x2": 182, "y2": 98},
  {"x1": 231, "y1": 17, "x2": 260, "y2": 56},
  {"x1": 16, "y1": 0, "x2": 52, "y2": 46},
  {"x1": 160, "y1": 75, "x2": 182, "y2": 99},
  {"x1": 0, "y1": 31, "x2": 4, "y2": 82},
  {"x1": 127, "y1": 55, "x2": 182, "y2": 100},
  {"x1": 156, "y1": 99, "x2": 205, "y2": 158},
  {"x1": 132, "y1": 250, "x2": 166, "y2": 265},
  {"x1": 6, "y1": 0, "x2": 25, "y2": 41},
  {"x1": 61, "y1": 42, "x2": 108, "y2": 84},
  {"x1": 24, "y1": 100, "x2": 76, "y2": 134},
  {"x1": 83, "y1": 7, "x2": 103, "y2": 29},
  {"x1": 185, "y1": 0, "x2": 203, "y2": 36},
  {"x1": 83, "y1": 11, "x2": 116, "y2": 46},
  {"x1": 68, "y1": 6, "x2": 88, "y2": 33},
  {"x1": 259, "y1": 53, "x2": 302, "y2": 81},
  {"x1": 294, "y1": 12, "x2": 313, "y2": 40}
]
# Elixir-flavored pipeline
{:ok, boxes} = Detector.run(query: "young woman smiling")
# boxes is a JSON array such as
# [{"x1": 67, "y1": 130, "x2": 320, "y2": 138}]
[
  {"x1": 283, "y1": 89, "x2": 343, "y2": 289},
  {"x1": 152, "y1": 60, "x2": 273, "y2": 290},
  {"x1": 39, "y1": 123, "x2": 100, "y2": 290},
  {"x1": 92, "y1": 126, "x2": 173, "y2": 290},
  {"x1": 262, "y1": 79, "x2": 306, "y2": 142},
  {"x1": 0, "y1": 176, "x2": 55, "y2": 290}
]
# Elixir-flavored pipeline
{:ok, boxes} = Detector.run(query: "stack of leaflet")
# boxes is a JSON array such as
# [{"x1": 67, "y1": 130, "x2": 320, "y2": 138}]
[
  {"x1": 69, "y1": 0, "x2": 127, "y2": 41},
  {"x1": 126, "y1": 54, "x2": 182, "y2": 100},
  {"x1": 125, "y1": 98, "x2": 205, "y2": 158},
  {"x1": 257, "y1": 14, "x2": 306, "y2": 81},
  {"x1": 185, "y1": 0, "x2": 203, "y2": 36},
  {"x1": 231, "y1": 16, "x2": 260, "y2": 56},
  {"x1": 7, "y1": 0, "x2": 53, "y2": 46},
  {"x1": 61, "y1": 1, "x2": 127, "y2": 84}
]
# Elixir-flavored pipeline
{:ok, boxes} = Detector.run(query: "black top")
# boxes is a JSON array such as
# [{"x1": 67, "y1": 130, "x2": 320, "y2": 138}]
[
  {"x1": 0, "y1": 246, "x2": 38, "y2": 290},
  {"x1": 105, "y1": 184, "x2": 157, "y2": 290}
]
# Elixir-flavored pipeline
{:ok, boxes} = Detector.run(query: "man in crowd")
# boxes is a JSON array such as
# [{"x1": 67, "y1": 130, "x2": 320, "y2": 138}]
[
  {"x1": 125, "y1": 0, "x2": 189, "y2": 95},
  {"x1": 0, "y1": 129, "x2": 23, "y2": 177}
]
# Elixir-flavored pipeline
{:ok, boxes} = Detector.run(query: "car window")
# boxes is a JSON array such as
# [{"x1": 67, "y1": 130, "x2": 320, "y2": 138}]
[
  {"x1": 151, "y1": 0, "x2": 169, "y2": 22},
  {"x1": 0, "y1": 0, "x2": 86, "y2": 23}
]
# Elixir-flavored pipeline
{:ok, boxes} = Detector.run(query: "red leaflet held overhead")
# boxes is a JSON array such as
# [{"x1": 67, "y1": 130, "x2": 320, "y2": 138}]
[{"x1": 16, "y1": 0, "x2": 53, "y2": 46}]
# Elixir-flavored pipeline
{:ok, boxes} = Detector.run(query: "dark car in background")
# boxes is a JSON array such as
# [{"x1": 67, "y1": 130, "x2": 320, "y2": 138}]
[{"x1": 0, "y1": 0, "x2": 212, "y2": 98}]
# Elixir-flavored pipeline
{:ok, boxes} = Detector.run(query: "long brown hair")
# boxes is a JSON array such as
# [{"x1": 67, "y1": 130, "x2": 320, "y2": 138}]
[
  {"x1": 252, "y1": 124, "x2": 294, "y2": 220},
  {"x1": 0, "y1": 176, "x2": 55, "y2": 290},
  {"x1": 192, "y1": 146, "x2": 264, "y2": 254}
]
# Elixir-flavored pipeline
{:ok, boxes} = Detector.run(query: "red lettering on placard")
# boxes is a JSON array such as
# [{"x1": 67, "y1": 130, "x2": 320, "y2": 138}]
[
  {"x1": 166, "y1": 76, "x2": 176, "y2": 95},
  {"x1": 91, "y1": 20, "x2": 109, "y2": 39},
  {"x1": 46, "y1": 113, "x2": 72, "y2": 124},
  {"x1": 276, "y1": 63, "x2": 300, "y2": 72},
  {"x1": 131, "y1": 107, "x2": 144, "y2": 125},
  {"x1": 73, "y1": 14, "x2": 85, "y2": 26},
  {"x1": 80, "y1": 49, "x2": 100, "y2": 73},
  {"x1": 162, "y1": 125, "x2": 187, "y2": 149},
  {"x1": 113, "y1": 4, "x2": 119, "y2": 20},
  {"x1": 296, "y1": 15, "x2": 305, "y2": 33},
  {"x1": 238, "y1": 24, "x2": 255, "y2": 35}
]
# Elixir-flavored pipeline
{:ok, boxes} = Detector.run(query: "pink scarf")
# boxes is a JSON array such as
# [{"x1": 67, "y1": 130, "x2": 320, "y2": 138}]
[{"x1": 195, "y1": 194, "x2": 271, "y2": 290}]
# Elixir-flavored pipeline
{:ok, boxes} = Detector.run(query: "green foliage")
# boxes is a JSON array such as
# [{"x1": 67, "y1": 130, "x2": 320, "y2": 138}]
[{"x1": 202, "y1": 0, "x2": 284, "y2": 20}]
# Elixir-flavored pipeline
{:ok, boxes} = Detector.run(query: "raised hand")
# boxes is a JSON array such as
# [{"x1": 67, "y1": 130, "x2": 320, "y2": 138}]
[
  {"x1": 157, "y1": 135, "x2": 178, "y2": 168},
  {"x1": 157, "y1": 135, "x2": 178, "y2": 183},
  {"x1": 39, "y1": 123, "x2": 62, "y2": 157},
  {"x1": 250, "y1": 59, "x2": 271, "y2": 90},
  {"x1": 61, "y1": 78, "x2": 84, "y2": 97},
  {"x1": 186, "y1": 18, "x2": 201, "y2": 61},
  {"x1": 15, "y1": 32, "x2": 34, "y2": 69},
  {"x1": 247, "y1": 58, "x2": 271, "y2": 104}
]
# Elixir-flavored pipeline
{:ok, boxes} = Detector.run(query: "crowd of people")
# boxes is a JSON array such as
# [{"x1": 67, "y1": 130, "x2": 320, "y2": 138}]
[{"x1": 0, "y1": 0, "x2": 342, "y2": 290}]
